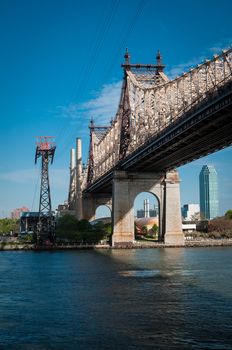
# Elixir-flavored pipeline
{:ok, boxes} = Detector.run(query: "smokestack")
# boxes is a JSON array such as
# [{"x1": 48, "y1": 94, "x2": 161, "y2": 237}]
[
  {"x1": 76, "y1": 138, "x2": 82, "y2": 173},
  {"x1": 144, "y1": 199, "x2": 150, "y2": 218},
  {"x1": 70, "y1": 148, "x2": 76, "y2": 170},
  {"x1": 76, "y1": 138, "x2": 83, "y2": 220},
  {"x1": 68, "y1": 149, "x2": 76, "y2": 209}
]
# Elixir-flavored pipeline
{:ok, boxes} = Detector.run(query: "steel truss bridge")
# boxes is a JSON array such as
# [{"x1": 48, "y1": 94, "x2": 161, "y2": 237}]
[{"x1": 83, "y1": 48, "x2": 232, "y2": 193}]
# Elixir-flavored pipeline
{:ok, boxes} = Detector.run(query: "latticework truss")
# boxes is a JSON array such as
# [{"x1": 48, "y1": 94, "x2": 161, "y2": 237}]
[{"x1": 84, "y1": 48, "x2": 232, "y2": 187}]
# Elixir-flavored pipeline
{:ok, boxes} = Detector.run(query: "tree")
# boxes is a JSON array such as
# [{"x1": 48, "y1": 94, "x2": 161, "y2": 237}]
[
  {"x1": 151, "y1": 223, "x2": 158, "y2": 234},
  {"x1": 55, "y1": 214, "x2": 79, "y2": 240},
  {"x1": 141, "y1": 225, "x2": 148, "y2": 235},
  {"x1": 208, "y1": 217, "x2": 232, "y2": 233},
  {"x1": 0, "y1": 218, "x2": 20, "y2": 235},
  {"x1": 76, "y1": 219, "x2": 92, "y2": 232},
  {"x1": 103, "y1": 223, "x2": 112, "y2": 236},
  {"x1": 55, "y1": 214, "x2": 111, "y2": 244},
  {"x1": 225, "y1": 210, "x2": 232, "y2": 219},
  {"x1": 190, "y1": 212, "x2": 201, "y2": 221}
]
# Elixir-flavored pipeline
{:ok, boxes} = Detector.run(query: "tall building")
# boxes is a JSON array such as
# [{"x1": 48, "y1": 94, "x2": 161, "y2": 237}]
[
  {"x1": 181, "y1": 204, "x2": 200, "y2": 221},
  {"x1": 199, "y1": 165, "x2": 218, "y2": 219}
]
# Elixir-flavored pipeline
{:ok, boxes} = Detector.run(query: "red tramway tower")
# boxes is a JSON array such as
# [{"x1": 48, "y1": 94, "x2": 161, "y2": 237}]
[{"x1": 35, "y1": 136, "x2": 56, "y2": 244}]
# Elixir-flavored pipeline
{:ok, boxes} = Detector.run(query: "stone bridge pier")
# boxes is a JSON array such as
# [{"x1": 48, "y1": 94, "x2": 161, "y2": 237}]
[
  {"x1": 77, "y1": 169, "x2": 183, "y2": 246},
  {"x1": 112, "y1": 170, "x2": 184, "y2": 246}
]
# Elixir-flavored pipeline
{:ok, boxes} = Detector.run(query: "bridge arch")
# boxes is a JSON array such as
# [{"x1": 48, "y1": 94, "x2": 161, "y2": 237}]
[
  {"x1": 95, "y1": 204, "x2": 112, "y2": 220},
  {"x1": 92, "y1": 204, "x2": 112, "y2": 243},
  {"x1": 131, "y1": 188, "x2": 162, "y2": 208},
  {"x1": 82, "y1": 193, "x2": 112, "y2": 222},
  {"x1": 134, "y1": 191, "x2": 160, "y2": 241}
]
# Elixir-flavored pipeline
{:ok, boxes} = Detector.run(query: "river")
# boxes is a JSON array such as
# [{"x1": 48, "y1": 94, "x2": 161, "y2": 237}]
[{"x1": 0, "y1": 247, "x2": 232, "y2": 349}]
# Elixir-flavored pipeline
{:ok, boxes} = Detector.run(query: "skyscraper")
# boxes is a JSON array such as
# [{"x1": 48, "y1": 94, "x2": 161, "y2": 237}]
[{"x1": 199, "y1": 165, "x2": 219, "y2": 219}]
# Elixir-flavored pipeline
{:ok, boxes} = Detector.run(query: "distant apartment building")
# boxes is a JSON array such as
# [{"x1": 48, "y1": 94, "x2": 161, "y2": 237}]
[
  {"x1": 137, "y1": 209, "x2": 157, "y2": 218},
  {"x1": 11, "y1": 206, "x2": 29, "y2": 219},
  {"x1": 136, "y1": 199, "x2": 158, "y2": 218},
  {"x1": 199, "y1": 165, "x2": 219, "y2": 219},
  {"x1": 181, "y1": 204, "x2": 200, "y2": 221}
]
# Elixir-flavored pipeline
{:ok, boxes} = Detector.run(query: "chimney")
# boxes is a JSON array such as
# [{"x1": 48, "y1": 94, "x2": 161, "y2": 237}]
[
  {"x1": 68, "y1": 148, "x2": 76, "y2": 209},
  {"x1": 76, "y1": 138, "x2": 83, "y2": 220},
  {"x1": 144, "y1": 199, "x2": 150, "y2": 218}
]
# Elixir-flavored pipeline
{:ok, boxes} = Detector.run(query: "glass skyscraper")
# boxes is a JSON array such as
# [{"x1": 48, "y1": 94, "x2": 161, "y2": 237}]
[{"x1": 199, "y1": 165, "x2": 219, "y2": 219}]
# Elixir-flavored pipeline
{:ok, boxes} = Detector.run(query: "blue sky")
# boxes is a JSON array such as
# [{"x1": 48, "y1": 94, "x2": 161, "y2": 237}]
[{"x1": 0, "y1": 0, "x2": 231, "y2": 218}]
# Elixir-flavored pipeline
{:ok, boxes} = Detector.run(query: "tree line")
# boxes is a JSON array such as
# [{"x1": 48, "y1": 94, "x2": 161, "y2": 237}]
[{"x1": 55, "y1": 214, "x2": 111, "y2": 244}]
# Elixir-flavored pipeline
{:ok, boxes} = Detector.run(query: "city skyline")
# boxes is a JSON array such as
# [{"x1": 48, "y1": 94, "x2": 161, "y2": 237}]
[{"x1": 0, "y1": 0, "x2": 231, "y2": 217}]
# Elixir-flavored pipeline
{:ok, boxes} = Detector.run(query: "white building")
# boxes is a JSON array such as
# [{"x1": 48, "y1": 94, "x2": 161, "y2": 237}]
[{"x1": 181, "y1": 204, "x2": 200, "y2": 221}]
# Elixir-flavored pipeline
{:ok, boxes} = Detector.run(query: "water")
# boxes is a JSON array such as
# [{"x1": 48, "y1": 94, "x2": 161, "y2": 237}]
[{"x1": 0, "y1": 247, "x2": 232, "y2": 349}]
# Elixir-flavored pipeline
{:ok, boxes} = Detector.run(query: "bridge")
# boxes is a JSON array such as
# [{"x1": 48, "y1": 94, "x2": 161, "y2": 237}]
[{"x1": 68, "y1": 48, "x2": 232, "y2": 246}]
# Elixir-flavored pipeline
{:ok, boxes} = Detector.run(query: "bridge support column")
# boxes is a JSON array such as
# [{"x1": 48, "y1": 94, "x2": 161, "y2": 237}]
[
  {"x1": 82, "y1": 194, "x2": 96, "y2": 221},
  {"x1": 163, "y1": 170, "x2": 184, "y2": 245},
  {"x1": 112, "y1": 171, "x2": 134, "y2": 246},
  {"x1": 111, "y1": 169, "x2": 184, "y2": 247}
]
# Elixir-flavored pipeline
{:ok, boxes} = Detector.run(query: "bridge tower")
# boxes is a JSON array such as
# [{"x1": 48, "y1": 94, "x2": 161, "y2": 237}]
[{"x1": 35, "y1": 136, "x2": 56, "y2": 244}]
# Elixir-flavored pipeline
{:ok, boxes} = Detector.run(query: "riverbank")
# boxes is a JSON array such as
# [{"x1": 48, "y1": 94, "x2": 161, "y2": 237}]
[
  {"x1": 115, "y1": 239, "x2": 232, "y2": 248},
  {"x1": 1, "y1": 239, "x2": 232, "y2": 250}
]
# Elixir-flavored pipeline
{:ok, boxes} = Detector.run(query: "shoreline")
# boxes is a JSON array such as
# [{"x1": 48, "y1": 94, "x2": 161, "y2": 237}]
[{"x1": 1, "y1": 239, "x2": 232, "y2": 251}]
